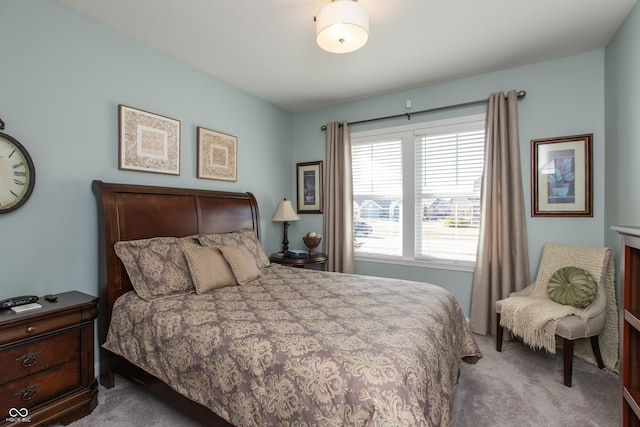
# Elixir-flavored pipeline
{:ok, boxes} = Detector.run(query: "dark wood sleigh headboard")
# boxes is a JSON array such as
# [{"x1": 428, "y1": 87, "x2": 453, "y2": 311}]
[{"x1": 92, "y1": 180, "x2": 258, "y2": 425}]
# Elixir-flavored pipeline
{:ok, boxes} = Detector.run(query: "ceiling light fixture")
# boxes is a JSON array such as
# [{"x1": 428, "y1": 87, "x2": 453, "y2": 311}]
[{"x1": 315, "y1": 0, "x2": 369, "y2": 54}]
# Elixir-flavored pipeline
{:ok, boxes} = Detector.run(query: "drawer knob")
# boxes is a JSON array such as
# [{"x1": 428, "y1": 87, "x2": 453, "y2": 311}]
[
  {"x1": 26, "y1": 326, "x2": 35, "y2": 333},
  {"x1": 15, "y1": 383, "x2": 40, "y2": 401},
  {"x1": 16, "y1": 351, "x2": 42, "y2": 368}
]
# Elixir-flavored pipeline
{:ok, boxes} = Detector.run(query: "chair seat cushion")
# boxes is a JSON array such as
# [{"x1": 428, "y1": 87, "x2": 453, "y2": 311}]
[
  {"x1": 554, "y1": 310, "x2": 606, "y2": 340},
  {"x1": 548, "y1": 266, "x2": 597, "y2": 308}
]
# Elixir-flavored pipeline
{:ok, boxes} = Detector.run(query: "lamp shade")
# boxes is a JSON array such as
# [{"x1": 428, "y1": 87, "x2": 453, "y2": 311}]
[
  {"x1": 316, "y1": 0, "x2": 369, "y2": 54},
  {"x1": 272, "y1": 199, "x2": 300, "y2": 222}
]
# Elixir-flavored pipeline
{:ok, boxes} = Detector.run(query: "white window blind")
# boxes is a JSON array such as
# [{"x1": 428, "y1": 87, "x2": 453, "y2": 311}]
[
  {"x1": 352, "y1": 140, "x2": 403, "y2": 256},
  {"x1": 415, "y1": 128, "x2": 484, "y2": 262},
  {"x1": 351, "y1": 114, "x2": 485, "y2": 267}
]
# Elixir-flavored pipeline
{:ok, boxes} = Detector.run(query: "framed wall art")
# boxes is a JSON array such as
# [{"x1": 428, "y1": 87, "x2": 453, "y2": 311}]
[
  {"x1": 296, "y1": 161, "x2": 323, "y2": 213},
  {"x1": 531, "y1": 134, "x2": 593, "y2": 217},
  {"x1": 197, "y1": 127, "x2": 237, "y2": 181},
  {"x1": 119, "y1": 105, "x2": 180, "y2": 175}
]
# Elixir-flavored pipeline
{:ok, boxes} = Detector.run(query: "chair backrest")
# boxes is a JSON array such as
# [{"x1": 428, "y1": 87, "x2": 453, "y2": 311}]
[{"x1": 530, "y1": 242, "x2": 612, "y2": 312}]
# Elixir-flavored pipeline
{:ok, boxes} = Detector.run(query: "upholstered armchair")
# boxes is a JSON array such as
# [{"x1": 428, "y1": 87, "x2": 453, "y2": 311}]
[{"x1": 495, "y1": 242, "x2": 617, "y2": 387}]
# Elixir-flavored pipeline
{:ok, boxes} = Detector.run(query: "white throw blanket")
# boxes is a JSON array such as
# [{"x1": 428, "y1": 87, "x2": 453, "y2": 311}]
[
  {"x1": 500, "y1": 296, "x2": 581, "y2": 353},
  {"x1": 499, "y1": 243, "x2": 618, "y2": 373}
]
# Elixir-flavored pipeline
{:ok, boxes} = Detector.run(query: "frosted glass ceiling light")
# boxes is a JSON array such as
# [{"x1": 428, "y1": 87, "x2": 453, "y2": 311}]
[{"x1": 315, "y1": 0, "x2": 369, "y2": 54}]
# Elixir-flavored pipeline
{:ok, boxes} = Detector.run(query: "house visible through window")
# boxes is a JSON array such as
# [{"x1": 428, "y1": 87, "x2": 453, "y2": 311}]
[{"x1": 351, "y1": 114, "x2": 485, "y2": 268}]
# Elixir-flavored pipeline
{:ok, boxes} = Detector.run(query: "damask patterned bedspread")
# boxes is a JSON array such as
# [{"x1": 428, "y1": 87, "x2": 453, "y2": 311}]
[{"x1": 104, "y1": 264, "x2": 481, "y2": 427}]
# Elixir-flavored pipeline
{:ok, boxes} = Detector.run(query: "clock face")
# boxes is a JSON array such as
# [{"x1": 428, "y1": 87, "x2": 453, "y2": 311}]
[{"x1": 0, "y1": 132, "x2": 36, "y2": 213}]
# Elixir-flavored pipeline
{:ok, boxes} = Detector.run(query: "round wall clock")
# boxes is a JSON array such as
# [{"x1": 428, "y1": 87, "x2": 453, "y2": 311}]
[{"x1": 0, "y1": 131, "x2": 36, "y2": 213}]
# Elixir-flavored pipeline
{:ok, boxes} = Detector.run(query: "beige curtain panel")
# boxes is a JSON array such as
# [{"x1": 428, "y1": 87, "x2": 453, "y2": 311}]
[
  {"x1": 470, "y1": 90, "x2": 530, "y2": 336},
  {"x1": 323, "y1": 121, "x2": 355, "y2": 273}
]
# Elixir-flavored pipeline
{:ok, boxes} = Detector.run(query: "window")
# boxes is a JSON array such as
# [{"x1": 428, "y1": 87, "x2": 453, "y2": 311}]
[
  {"x1": 352, "y1": 139, "x2": 403, "y2": 256},
  {"x1": 351, "y1": 114, "x2": 485, "y2": 267}
]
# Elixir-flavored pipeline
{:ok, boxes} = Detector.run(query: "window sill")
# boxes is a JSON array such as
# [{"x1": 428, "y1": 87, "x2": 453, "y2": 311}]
[{"x1": 354, "y1": 254, "x2": 475, "y2": 272}]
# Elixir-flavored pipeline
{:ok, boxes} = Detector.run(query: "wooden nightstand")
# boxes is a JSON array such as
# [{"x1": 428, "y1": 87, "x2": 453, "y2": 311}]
[
  {"x1": 0, "y1": 291, "x2": 98, "y2": 426},
  {"x1": 270, "y1": 252, "x2": 327, "y2": 269}
]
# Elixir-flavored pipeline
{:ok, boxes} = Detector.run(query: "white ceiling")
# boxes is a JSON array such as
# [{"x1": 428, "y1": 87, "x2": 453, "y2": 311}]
[{"x1": 56, "y1": 0, "x2": 636, "y2": 113}]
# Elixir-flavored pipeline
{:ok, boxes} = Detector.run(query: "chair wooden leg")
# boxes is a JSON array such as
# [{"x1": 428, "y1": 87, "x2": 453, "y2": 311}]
[
  {"x1": 590, "y1": 335, "x2": 605, "y2": 369},
  {"x1": 496, "y1": 313, "x2": 503, "y2": 352},
  {"x1": 562, "y1": 338, "x2": 574, "y2": 387}
]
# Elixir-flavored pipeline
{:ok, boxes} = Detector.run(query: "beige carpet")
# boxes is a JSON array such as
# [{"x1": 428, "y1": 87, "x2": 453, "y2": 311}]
[
  {"x1": 61, "y1": 333, "x2": 619, "y2": 427},
  {"x1": 452, "y1": 334, "x2": 618, "y2": 426}
]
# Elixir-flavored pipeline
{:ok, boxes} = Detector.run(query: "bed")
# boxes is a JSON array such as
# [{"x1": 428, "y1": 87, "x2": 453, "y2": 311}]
[{"x1": 92, "y1": 180, "x2": 481, "y2": 427}]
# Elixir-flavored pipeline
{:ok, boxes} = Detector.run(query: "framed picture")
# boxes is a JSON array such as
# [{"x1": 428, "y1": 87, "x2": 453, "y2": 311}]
[
  {"x1": 296, "y1": 161, "x2": 323, "y2": 213},
  {"x1": 197, "y1": 127, "x2": 237, "y2": 181},
  {"x1": 531, "y1": 134, "x2": 593, "y2": 217},
  {"x1": 119, "y1": 105, "x2": 181, "y2": 175}
]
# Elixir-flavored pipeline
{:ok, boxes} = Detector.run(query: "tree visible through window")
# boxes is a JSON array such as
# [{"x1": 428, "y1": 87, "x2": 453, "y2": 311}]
[{"x1": 351, "y1": 115, "x2": 485, "y2": 266}]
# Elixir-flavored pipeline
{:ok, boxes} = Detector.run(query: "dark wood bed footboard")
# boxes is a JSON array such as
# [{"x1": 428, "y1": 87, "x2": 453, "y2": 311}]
[{"x1": 92, "y1": 180, "x2": 260, "y2": 427}]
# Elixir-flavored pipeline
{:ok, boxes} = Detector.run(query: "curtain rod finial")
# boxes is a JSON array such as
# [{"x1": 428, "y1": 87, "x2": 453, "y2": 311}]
[{"x1": 516, "y1": 90, "x2": 526, "y2": 98}]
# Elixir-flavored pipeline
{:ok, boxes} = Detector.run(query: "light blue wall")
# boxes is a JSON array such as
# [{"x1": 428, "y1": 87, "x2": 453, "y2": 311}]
[
  {"x1": 605, "y1": 3, "x2": 640, "y2": 253},
  {"x1": 293, "y1": 51, "x2": 608, "y2": 314},
  {"x1": 0, "y1": 1, "x2": 293, "y2": 299}
]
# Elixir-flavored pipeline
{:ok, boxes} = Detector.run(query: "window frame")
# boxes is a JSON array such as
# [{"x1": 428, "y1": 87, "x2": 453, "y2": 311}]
[{"x1": 351, "y1": 114, "x2": 485, "y2": 272}]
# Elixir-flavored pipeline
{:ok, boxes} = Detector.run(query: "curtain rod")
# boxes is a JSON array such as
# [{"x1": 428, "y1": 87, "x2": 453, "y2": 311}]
[{"x1": 320, "y1": 90, "x2": 526, "y2": 131}]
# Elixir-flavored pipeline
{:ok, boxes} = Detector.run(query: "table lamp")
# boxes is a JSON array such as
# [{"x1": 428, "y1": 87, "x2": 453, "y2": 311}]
[{"x1": 272, "y1": 199, "x2": 300, "y2": 253}]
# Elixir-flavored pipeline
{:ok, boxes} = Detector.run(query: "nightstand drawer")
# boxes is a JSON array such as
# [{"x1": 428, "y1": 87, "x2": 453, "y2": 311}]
[
  {"x1": 0, "y1": 310, "x2": 83, "y2": 345},
  {"x1": 0, "y1": 329, "x2": 80, "y2": 386},
  {"x1": 0, "y1": 359, "x2": 81, "y2": 410}
]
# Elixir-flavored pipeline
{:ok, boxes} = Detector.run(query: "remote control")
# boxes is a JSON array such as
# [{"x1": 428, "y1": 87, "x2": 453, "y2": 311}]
[{"x1": 0, "y1": 295, "x2": 39, "y2": 309}]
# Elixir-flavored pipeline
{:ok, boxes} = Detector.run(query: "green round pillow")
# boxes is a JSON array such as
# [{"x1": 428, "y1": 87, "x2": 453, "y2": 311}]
[{"x1": 548, "y1": 266, "x2": 598, "y2": 308}]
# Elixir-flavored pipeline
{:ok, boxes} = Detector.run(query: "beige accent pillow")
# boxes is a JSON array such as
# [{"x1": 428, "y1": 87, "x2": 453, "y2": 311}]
[
  {"x1": 219, "y1": 245, "x2": 261, "y2": 285},
  {"x1": 197, "y1": 229, "x2": 270, "y2": 268},
  {"x1": 182, "y1": 246, "x2": 237, "y2": 293}
]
